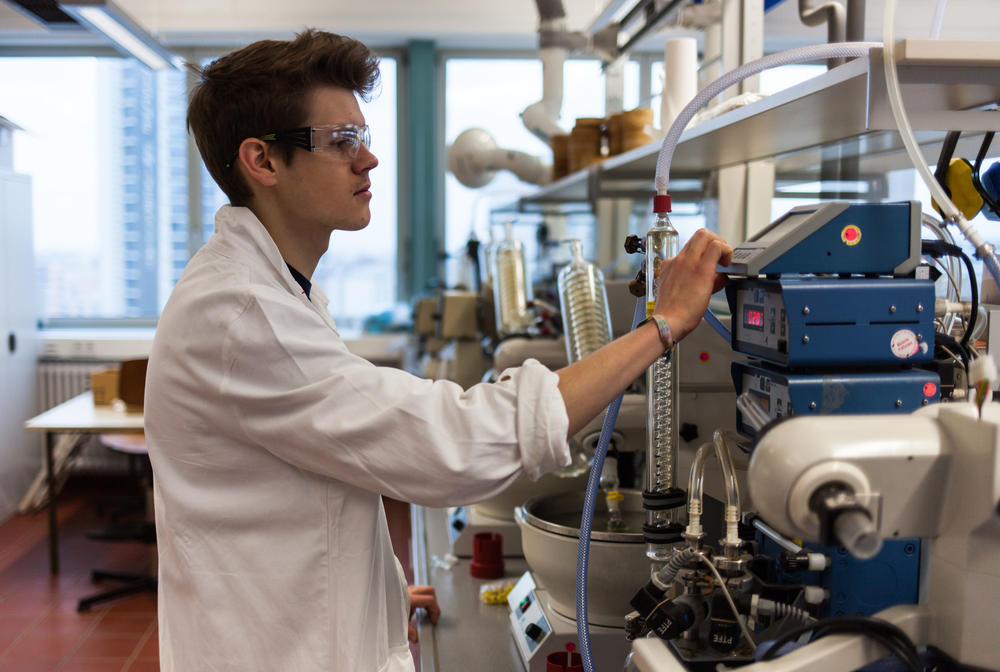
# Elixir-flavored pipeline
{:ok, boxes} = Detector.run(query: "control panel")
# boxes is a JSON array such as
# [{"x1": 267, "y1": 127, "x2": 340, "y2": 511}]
[
  {"x1": 719, "y1": 200, "x2": 920, "y2": 277},
  {"x1": 733, "y1": 361, "x2": 941, "y2": 437},
  {"x1": 508, "y1": 572, "x2": 553, "y2": 666},
  {"x1": 727, "y1": 277, "x2": 935, "y2": 367}
]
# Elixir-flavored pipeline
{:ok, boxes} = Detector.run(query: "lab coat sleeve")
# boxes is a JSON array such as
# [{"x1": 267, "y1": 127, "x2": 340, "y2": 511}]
[{"x1": 220, "y1": 288, "x2": 571, "y2": 507}]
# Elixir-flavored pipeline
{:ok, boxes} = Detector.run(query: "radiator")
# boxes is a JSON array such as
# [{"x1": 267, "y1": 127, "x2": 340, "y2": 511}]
[
  {"x1": 34, "y1": 360, "x2": 130, "y2": 476},
  {"x1": 36, "y1": 360, "x2": 118, "y2": 411}
]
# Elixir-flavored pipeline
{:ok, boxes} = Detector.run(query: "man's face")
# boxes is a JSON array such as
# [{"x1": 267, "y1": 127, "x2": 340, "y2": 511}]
[{"x1": 274, "y1": 85, "x2": 378, "y2": 234}]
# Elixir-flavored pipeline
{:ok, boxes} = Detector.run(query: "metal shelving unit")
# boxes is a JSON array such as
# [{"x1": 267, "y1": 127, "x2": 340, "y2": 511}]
[{"x1": 513, "y1": 40, "x2": 1000, "y2": 212}]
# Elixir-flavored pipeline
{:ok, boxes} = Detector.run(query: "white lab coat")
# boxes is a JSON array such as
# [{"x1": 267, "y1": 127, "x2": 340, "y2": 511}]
[{"x1": 144, "y1": 206, "x2": 570, "y2": 672}]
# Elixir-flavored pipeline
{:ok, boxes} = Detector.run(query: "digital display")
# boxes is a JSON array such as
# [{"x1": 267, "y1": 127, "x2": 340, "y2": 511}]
[{"x1": 744, "y1": 305, "x2": 765, "y2": 331}]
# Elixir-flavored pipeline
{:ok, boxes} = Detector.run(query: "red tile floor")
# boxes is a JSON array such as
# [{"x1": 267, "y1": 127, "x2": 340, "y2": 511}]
[{"x1": 0, "y1": 477, "x2": 416, "y2": 672}]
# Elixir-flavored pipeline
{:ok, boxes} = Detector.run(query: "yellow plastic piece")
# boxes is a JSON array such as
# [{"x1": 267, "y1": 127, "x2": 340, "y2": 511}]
[
  {"x1": 933, "y1": 158, "x2": 983, "y2": 219},
  {"x1": 479, "y1": 581, "x2": 515, "y2": 605},
  {"x1": 606, "y1": 490, "x2": 624, "y2": 503}
]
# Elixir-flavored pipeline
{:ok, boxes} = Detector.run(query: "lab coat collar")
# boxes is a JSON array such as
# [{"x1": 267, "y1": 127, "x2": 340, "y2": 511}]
[{"x1": 214, "y1": 205, "x2": 335, "y2": 326}]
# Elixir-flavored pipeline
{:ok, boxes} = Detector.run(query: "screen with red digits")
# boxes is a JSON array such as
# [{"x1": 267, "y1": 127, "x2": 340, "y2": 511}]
[{"x1": 744, "y1": 306, "x2": 765, "y2": 331}]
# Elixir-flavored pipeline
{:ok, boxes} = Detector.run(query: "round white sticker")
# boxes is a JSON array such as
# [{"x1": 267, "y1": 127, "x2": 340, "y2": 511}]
[{"x1": 890, "y1": 329, "x2": 920, "y2": 359}]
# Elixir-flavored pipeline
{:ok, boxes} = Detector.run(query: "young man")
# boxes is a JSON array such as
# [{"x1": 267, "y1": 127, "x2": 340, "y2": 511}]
[{"x1": 145, "y1": 29, "x2": 732, "y2": 672}]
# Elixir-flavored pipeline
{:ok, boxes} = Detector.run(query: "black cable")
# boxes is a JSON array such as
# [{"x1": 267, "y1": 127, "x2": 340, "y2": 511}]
[
  {"x1": 936, "y1": 331, "x2": 970, "y2": 373},
  {"x1": 922, "y1": 239, "x2": 979, "y2": 350},
  {"x1": 934, "y1": 131, "x2": 962, "y2": 201},
  {"x1": 971, "y1": 132, "x2": 1000, "y2": 217},
  {"x1": 759, "y1": 616, "x2": 923, "y2": 671},
  {"x1": 957, "y1": 247, "x2": 979, "y2": 350}
]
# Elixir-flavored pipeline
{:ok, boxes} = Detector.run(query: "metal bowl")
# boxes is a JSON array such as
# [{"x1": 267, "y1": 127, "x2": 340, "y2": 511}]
[
  {"x1": 471, "y1": 470, "x2": 589, "y2": 520},
  {"x1": 515, "y1": 489, "x2": 649, "y2": 627}
]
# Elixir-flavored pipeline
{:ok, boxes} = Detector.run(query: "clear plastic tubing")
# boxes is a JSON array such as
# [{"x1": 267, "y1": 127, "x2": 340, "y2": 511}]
[
  {"x1": 685, "y1": 442, "x2": 714, "y2": 540},
  {"x1": 645, "y1": 204, "x2": 680, "y2": 560},
  {"x1": 576, "y1": 298, "x2": 645, "y2": 672},
  {"x1": 881, "y1": 0, "x2": 1000, "y2": 293},
  {"x1": 492, "y1": 221, "x2": 532, "y2": 336},
  {"x1": 557, "y1": 238, "x2": 613, "y2": 363},
  {"x1": 653, "y1": 41, "x2": 881, "y2": 196}
]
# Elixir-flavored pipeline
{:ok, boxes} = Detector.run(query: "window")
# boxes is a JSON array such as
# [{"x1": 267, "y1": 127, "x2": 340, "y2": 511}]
[
  {"x1": 2, "y1": 54, "x2": 398, "y2": 332},
  {"x1": 444, "y1": 56, "x2": 607, "y2": 286},
  {"x1": 1, "y1": 57, "x2": 187, "y2": 321}
]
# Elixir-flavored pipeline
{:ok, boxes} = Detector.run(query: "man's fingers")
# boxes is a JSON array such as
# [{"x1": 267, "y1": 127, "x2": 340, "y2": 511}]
[
  {"x1": 409, "y1": 586, "x2": 441, "y2": 623},
  {"x1": 712, "y1": 273, "x2": 729, "y2": 294},
  {"x1": 408, "y1": 624, "x2": 418, "y2": 643},
  {"x1": 410, "y1": 585, "x2": 436, "y2": 596}
]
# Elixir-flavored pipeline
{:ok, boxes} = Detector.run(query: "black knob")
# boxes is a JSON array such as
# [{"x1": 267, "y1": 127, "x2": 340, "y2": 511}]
[
  {"x1": 709, "y1": 594, "x2": 739, "y2": 653},
  {"x1": 679, "y1": 423, "x2": 699, "y2": 443},
  {"x1": 651, "y1": 599, "x2": 695, "y2": 639},
  {"x1": 524, "y1": 622, "x2": 544, "y2": 641},
  {"x1": 780, "y1": 551, "x2": 811, "y2": 572}
]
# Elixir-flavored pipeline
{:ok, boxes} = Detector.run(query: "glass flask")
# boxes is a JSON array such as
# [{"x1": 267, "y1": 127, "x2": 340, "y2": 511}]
[
  {"x1": 492, "y1": 221, "x2": 532, "y2": 336},
  {"x1": 557, "y1": 238, "x2": 613, "y2": 364}
]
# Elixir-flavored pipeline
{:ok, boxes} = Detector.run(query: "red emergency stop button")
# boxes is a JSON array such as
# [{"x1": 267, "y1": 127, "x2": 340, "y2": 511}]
[
  {"x1": 841, "y1": 224, "x2": 862, "y2": 246},
  {"x1": 923, "y1": 382, "x2": 938, "y2": 397}
]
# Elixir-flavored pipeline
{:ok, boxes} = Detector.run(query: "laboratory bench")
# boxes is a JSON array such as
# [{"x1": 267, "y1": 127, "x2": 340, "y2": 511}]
[{"x1": 413, "y1": 506, "x2": 529, "y2": 671}]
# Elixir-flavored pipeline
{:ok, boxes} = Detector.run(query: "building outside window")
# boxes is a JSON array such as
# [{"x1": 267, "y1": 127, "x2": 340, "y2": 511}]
[{"x1": 0, "y1": 54, "x2": 398, "y2": 334}]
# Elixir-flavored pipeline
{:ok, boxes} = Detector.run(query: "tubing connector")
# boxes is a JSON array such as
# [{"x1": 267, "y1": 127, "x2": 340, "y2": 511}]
[{"x1": 653, "y1": 194, "x2": 672, "y2": 213}]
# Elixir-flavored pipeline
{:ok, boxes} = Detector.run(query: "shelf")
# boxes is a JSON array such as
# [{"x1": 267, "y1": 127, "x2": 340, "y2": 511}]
[{"x1": 515, "y1": 40, "x2": 1000, "y2": 211}]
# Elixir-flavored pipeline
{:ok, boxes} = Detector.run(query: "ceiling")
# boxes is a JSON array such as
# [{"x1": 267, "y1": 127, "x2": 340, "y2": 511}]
[{"x1": 0, "y1": 0, "x2": 997, "y2": 53}]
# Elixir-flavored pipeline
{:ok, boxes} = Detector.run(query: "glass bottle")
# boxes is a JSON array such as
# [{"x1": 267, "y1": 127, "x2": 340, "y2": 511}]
[
  {"x1": 557, "y1": 239, "x2": 613, "y2": 364},
  {"x1": 492, "y1": 221, "x2": 532, "y2": 336}
]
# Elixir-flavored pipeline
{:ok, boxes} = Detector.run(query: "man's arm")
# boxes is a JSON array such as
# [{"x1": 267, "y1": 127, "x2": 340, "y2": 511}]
[{"x1": 557, "y1": 228, "x2": 732, "y2": 436}]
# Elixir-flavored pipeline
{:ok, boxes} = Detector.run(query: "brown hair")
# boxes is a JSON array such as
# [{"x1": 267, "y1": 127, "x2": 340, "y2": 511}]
[{"x1": 187, "y1": 29, "x2": 380, "y2": 206}]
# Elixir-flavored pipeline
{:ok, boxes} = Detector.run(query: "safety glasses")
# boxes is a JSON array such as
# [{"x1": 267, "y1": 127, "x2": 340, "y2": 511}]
[{"x1": 259, "y1": 123, "x2": 371, "y2": 161}]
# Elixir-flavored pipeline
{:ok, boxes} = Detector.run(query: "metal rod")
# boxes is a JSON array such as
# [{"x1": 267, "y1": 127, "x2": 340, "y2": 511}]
[
  {"x1": 46, "y1": 432, "x2": 59, "y2": 574},
  {"x1": 619, "y1": 0, "x2": 687, "y2": 56}
]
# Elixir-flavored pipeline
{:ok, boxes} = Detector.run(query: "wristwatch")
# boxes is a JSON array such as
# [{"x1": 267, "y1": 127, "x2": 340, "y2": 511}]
[{"x1": 640, "y1": 314, "x2": 674, "y2": 354}]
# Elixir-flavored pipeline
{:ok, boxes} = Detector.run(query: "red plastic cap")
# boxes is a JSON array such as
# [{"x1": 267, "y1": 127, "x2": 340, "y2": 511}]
[
  {"x1": 470, "y1": 532, "x2": 505, "y2": 579},
  {"x1": 653, "y1": 194, "x2": 672, "y2": 213}
]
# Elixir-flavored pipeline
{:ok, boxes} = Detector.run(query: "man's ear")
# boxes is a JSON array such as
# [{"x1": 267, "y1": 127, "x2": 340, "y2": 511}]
[{"x1": 237, "y1": 137, "x2": 279, "y2": 188}]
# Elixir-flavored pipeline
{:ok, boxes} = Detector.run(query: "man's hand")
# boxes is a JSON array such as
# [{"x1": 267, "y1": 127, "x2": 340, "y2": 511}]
[
  {"x1": 407, "y1": 585, "x2": 441, "y2": 643},
  {"x1": 655, "y1": 228, "x2": 733, "y2": 342}
]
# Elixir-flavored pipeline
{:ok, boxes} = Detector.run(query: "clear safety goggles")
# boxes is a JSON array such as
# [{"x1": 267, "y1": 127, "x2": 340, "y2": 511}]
[{"x1": 258, "y1": 123, "x2": 371, "y2": 161}]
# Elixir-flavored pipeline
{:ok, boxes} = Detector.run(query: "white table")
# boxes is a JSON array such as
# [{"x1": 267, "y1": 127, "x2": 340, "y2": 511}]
[{"x1": 24, "y1": 392, "x2": 144, "y2": 574}]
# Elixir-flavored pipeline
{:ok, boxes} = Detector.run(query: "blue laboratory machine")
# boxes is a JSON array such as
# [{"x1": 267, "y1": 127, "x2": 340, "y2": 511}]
[{"x1": 722, "y1": 201, "x2": 937, "y2": 617}]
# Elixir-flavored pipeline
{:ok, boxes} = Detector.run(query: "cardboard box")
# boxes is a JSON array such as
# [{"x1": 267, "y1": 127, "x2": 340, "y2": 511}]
[{"x1": 90, "y1": 368, "x2": 120, "y2": 406}]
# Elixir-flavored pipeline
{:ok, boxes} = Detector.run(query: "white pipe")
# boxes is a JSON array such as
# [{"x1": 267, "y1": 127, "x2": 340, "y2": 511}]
[
  {"x1": 654, "y1": 41, "x2": 880, "y2": 195},
  {"x1": 882, "y1": 0, "x2": 1000, "y2": 291},
  {"x1": 483, "y1": 147, "x2": 552, "y2": 185},
  {"x1": 521, "y1": 46, "x2": 567, "y2": 144}
]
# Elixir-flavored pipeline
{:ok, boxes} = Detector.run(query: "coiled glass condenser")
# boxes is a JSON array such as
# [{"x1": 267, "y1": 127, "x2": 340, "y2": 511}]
[{"x1": 557, "y1": 239, "x2": 613, "y2": 364}]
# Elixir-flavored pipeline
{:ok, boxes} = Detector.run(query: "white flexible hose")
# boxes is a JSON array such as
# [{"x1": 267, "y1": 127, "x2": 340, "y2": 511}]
[
  {"x1": 882, "y1": 0, "x2": 1000, "y2": 292},
  {"x1": 654, "y1": 41, "x2": 881, "y2": 195},
  {"x1": 930, "y1": 0, "x2": 949, "y2": 38}
]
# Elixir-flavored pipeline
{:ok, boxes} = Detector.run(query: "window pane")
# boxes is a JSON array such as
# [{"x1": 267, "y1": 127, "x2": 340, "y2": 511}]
[
  {"x1": 312, "y1": 57, "x2": 398, "y2": 334},
  {"x1": 1, "y1": 57, "x2": 187, "y2": 320}
]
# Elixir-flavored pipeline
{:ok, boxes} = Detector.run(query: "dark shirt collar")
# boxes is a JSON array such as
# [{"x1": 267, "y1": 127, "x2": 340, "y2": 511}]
[{"x1": 286, "y1": 263, "x2": 312, "y2": 300}]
